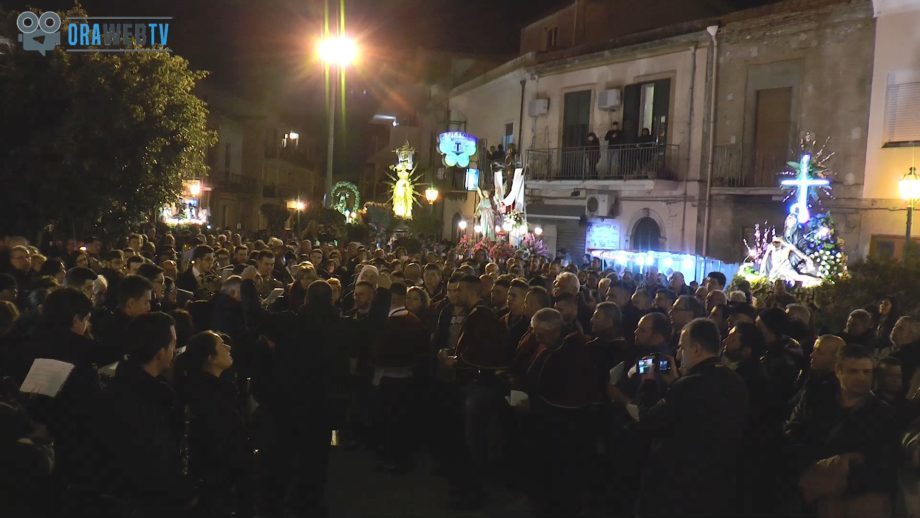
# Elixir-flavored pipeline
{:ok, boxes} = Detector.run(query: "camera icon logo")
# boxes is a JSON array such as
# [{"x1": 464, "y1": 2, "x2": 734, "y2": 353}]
[{"x1": 17, "y1": 11, "x2": 62, "y2": 56}]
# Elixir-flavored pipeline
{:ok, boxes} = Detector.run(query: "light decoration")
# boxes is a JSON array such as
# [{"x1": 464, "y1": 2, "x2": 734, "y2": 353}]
[
  {"x1": 587, "y1": 249, "x2": 738, "y2": 282},
  {"x1": 502, "y1": 220, "x2": 513, "y2": 232},
  {"x1": 534, "y1": 226, "x2": 543, "y2": 236},
  {"x1": 438, "y1": 131, "x2": 477, "y2": 168},
  {"x1": 899, "y1": 166, "x2": 920, "y2": 201},
  {"x1": 743, "y1": 132, "x2": 846, "y2": 285},
  {"x1": 388, "y1": 140, "x2": 422, "y2": 219},
  {"x1": 458, "y1": 220, "x2": 468, "y2": 230},
  {"x1": 188, "y1": 180, "x2": 202, "y2": 197},
  {"x1": 331, "y1": 181, "x2": 361, "y2": 220},
  {"x1": 780, "y1": 154, "x2": 828, "y2": 223},
  {"x1": 286, "y1": 200, "x2": 306, "y2": 211},
  {"x1": 474, "y1": 224, "x2": 483, "y2": 234}
]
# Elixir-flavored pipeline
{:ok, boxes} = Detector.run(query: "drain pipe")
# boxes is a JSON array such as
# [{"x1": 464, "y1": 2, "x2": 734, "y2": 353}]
[
  {"x1": 701, "y1": 24, "x2": 719, "y2": 258},
  {"x1": 518, "y1": 78, "x2": 526, "y2": 152},
  {"x1": 681, "y1": 42, "x2": 698, "y2": 253}
]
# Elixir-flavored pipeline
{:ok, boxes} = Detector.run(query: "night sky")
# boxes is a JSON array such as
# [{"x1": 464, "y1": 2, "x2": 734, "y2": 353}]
[{"x1": 2, "y1": 0, "x2": 780, "y2": 181}]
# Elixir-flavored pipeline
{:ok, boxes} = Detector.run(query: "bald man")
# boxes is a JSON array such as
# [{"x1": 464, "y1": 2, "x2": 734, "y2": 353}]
[{"x1": 789, "y1": 334, "x2": 846, "y2": 412}]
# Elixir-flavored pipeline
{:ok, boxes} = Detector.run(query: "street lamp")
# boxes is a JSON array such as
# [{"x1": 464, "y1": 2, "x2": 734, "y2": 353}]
[
  {"x1": 458, "y1": 219, "x2": 467, "y2": 231},
  {"x1": 425, "y1": 186, "x2": 439, "y2": 205},
  {"x1": 317, "y1": 35, "x2": 358, "y2": 207},
  {"x1": 287, "y1": 199, "x2": 306, "y2": 235},
  {"x1": 534, "y1": 226, "x2": 543, "y2": 236},
  {"x1": 899, "y1": 166, "x2": 920, "y2": 256}
]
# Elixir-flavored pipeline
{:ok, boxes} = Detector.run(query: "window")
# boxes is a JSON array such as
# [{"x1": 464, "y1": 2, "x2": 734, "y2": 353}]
[
  {"x1": 544, "y1": 27, "x2": 558, "y2": 51},
  {"x1": 503, "y1": 122, "x2": 514, "y2": 148},
  {"x1": 224, "y1": 143, "x2": 231, "y2": 175},
  {"x1": 884, "y1": 71, "x2": 920, "y2": 146},
  {"x1": 622, "y1": 79, "x2": 671, "y2": 144},
  {"x1": 632, "y1": 217, "x2": 661, "y2": 251}
]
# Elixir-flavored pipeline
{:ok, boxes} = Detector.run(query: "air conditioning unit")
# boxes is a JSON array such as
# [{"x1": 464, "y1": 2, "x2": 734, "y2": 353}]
[
  {"x1": 597, "y1": 89, "x2": 621, "y2": 111},
  {"x1": 528, "y1": 98, "x2": 549, "y2": 117},
  {"x1": 585, "y1": 194, "x2": 610, "y2": 217}
]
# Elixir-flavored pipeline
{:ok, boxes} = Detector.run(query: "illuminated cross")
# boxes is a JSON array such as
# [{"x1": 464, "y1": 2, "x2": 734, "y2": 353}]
[{"x1": 780, "y1": 154, "x2": 828, "y2": 223}]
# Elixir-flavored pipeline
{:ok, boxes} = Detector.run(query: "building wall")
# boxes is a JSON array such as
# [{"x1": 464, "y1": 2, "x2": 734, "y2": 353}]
[
  {"x1": 705, "y1": 0, "x2": 875, "y2": 261},
  {"x1": 523, "y1": 43, "x2": 708, "y2": 182},
  {"x1": 859, "y1": 0, "x2": 920, "y2": 259},
  {"x1": 521, "y1": 3, "x2": 577, "y2": 54}
]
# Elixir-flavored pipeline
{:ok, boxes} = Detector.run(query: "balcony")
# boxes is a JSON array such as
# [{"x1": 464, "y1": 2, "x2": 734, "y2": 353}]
[
  {"x1": 265, "y1": 145, "x2": 315, "y2": 169},
  {"x1": 712, "y1": 144, "x2": 785, "y2": 189},
  {"x1": 210, "y1": 174, "x2": 259, "y2": 195},
  {"x1": 526, "y1": 143, "x2": 679, "y2": 181},
  {"x1": 262, "y1": 184, "x2": 299, "y2": 200}
]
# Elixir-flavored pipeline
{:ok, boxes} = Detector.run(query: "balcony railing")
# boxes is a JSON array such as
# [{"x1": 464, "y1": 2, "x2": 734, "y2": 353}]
[
  {"x1": 712, "y1": 144, "x2": 785, "y2": 188},
  {"x1": 526, "y1": 143, "x2": 679, "y2": 181},
  {"x1": 211, "y1": 174, "x2": 259, "y2": 194}
]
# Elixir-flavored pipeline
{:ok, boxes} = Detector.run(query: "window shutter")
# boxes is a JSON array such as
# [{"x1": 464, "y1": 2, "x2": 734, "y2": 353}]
[
  {"x1": 621, "y1": 84, "x2": 641, "y2": 144},
  {"x1": 885, "y1": 71, "x2": 920, "y2": 146}
]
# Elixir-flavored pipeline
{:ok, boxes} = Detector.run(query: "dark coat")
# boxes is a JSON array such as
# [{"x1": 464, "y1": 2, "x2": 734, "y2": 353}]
[
  {"x1": 531, "y1": 330, "x2": 598, "y2": 409},
  {"x1": 92, "y1": 309, "x2": 133, "y2": 362},
  {"x1": 786, "y1": 392, "x2": 899, "y2": 495},
  {"x1": 178, "y1": 371, "x2": 250, "y2": 490},
  {"x1": 175, "y1": 268, "x2": 200, "y2": 297},
  {"x1": 637, "y1": 357, "x2": 749, "y2": 516},
  {"x1": 91, "y1": 361, "x2": 194, "y2": 508},
  {"x1": 586, "y1": 336, "x2": 630, "y2": 402},
  {"x1": 27, "y1": 331, "x2": 104, "y2": 484},
  {"x1": 371, "y1": 309, "x2": 429, "y2": 369},
  {"x1": 457, "y1": 303, "x2": 510, "y2": 370}
]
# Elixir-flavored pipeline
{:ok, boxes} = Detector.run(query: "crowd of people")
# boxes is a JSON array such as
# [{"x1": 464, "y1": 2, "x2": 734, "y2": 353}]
[{"x1": 1, "y1": 224, "x2": 919, "y2": 518}]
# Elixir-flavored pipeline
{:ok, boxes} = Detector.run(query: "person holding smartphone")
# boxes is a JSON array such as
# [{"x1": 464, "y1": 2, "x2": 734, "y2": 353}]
[{"x1": 635, "y1": 318, "x2": 748, "y2": 517}]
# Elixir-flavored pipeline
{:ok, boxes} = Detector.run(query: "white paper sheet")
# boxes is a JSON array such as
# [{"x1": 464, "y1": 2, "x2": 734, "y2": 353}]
[{"x1": 20, "y1": 358, "x2": 75, "y2": 398}]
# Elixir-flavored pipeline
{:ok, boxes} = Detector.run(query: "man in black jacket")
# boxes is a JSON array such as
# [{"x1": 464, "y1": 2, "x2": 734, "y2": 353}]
[
  {"x1": 637, "y1": 318, "x2": 748, "y2": 517},
  {"x1": 786, "y1": 345, "x2": 899, "y2": 516},
  {"x1": 91, "y1": 311, "x2": 197, "y2": 516}
]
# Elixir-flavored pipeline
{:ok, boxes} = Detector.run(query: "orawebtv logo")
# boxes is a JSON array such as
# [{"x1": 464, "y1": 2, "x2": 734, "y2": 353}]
[{"x1": 17, "y1": 11, "x2": 62, "y2": 56}]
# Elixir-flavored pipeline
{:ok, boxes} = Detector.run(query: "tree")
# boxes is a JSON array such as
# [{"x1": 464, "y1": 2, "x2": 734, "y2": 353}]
[{"x1": 0, "y1": 8, "x2": 217, "y2": 240}]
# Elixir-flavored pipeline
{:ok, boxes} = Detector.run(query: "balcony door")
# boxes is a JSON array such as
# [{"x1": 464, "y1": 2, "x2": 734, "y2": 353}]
[
  {"x1": 561, "y1": 90, "x2": 591, "y2": 177},
  {"x1": 751, "y1": 87, "x2": 792, "y2": 186}
]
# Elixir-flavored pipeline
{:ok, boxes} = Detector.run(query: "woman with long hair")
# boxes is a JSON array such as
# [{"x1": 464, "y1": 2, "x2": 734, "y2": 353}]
[{"x1": 175, "y1": 331, "x2": 251, "y2": 518}]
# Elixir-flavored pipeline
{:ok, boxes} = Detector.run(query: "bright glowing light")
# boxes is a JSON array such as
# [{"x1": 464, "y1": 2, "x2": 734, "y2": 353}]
[
  {"x1": 287, "y1": 131, "x2": 299, "y2": 141},
  {"x1": 900, "y1": 167, "x2": 920, "y2": 201},
  {"x1": 188, "y1": 181, "x2": 202, "y2": 197},
  {"x1": 534, "y1": 226, "x2": 543, "y2": 236},
  {"x1": 682, "y1": 258, "x2": 694, "y2": 272},
  {"x1": 663, "y1": 257, "x2": 674, "y2": 268},
  {"x1": 287, "y1": 200, "x2": 306, "y2": 211},
  {"x1": 636, "y1": 256, "x2": 646, "y2": 267},
  {"x1": 474, "y1": 224, "x2": 482, "y2": 234},
  {"x1": 615, "y1": 254, "x2": 628, "y2": 264},
  {"x1": 495, "y1": 225, "x2": 503, "y2": 233},
  {"x1": 317, "y1": 36, "x2": 358, "y2": 67},
  {"x1": 747, "y1": 247, "x2": 757, "y2": 257},
  {"x1": 816, "y1": 227, "x2": 830, "y2": 239},
  {"x1": 780, "y1": 153, "x2": 828, "y2": 223},
  {"x1": 502, "y1": 221, "x2": 513, "y2": 232},
  {"x1": 458, "y1": 220, "x2": 468, "y2": 230},
  {"x1": 425, "y1": 186, "x2": 439, "y2": 204}
]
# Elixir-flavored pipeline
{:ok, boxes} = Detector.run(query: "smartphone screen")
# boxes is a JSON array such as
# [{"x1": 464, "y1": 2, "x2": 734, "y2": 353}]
[
  {"x1": 658, "y1": 359, "x2": 671, "y2": 374},
  {"x1": 637, "y1": 357, "x2": 654, "y2": 375}
]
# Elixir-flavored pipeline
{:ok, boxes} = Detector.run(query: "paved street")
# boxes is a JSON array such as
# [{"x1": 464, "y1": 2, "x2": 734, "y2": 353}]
[{"x1": 326, "y1": 446, "x2": 532, "y2": 518}]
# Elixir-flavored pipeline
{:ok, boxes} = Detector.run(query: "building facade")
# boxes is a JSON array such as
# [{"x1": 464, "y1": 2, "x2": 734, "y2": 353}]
[
  {"x1": 448, "y1": 0, "x2": 882, "y2": 265},
  {"x1": 201, "y1": 86, "x2": 320, "y2": 232}
]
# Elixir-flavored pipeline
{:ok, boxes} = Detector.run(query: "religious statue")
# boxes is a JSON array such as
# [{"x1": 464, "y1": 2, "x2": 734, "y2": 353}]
[
  {"x1": 389, "y1": 140, "x2": 418, "y2": 219},
  {"x1": 476, "y1": 186, "x2": 496, "y2": 240},
  {"x1": 760, "y1": 236, "x2": 820, "y2": 286}
]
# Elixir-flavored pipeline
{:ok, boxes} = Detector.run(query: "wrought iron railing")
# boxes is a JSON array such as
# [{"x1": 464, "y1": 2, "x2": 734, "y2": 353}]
[
  {"x1": 712, "y1": 144, "x2": 785, "y2": 188},
  {"x1": 211, "y1": 174, "x2": 259, "y2": 194},
  {"x1": 526, "y1": 143, "x2": 679, "y2": 181}
]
